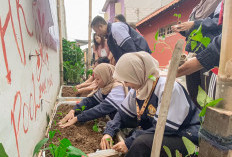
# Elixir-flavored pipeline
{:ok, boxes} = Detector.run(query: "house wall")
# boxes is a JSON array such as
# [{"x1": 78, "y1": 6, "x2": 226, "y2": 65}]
[
  {"x1": 0, "y1": 0, "x2": 61, "y2": 156},
  {"x1": 104, "y1": 0, "x2": 165, "y2": 23},
  {"x1": 124, "y1": 0, "x2": 171, "y2": 23},
  {"x1": 137, "y1": 0, "x2": 200, "y2": 67}
]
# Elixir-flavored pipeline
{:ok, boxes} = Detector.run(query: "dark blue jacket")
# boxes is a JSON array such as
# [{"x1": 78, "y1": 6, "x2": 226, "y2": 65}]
[
  {"x1": 106, "y1": 22, "x2": 151, "y2": 62},
  {"x1": 180, "y1": 2, "x2": 222, "y2": 54},
  {"x1": 104, "y1": 77, "x2": 200, "y2": 149},
  {"x1": 73, "y1": 86, "x2": 125, "y2": 122}
]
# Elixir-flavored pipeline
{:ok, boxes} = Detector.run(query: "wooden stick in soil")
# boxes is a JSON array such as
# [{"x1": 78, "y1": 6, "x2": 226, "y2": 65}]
[
  {"x1": 150, "y1": 40, "x2": 184, "y2": 157},
  {"x1": 215, "y1": 0, "x2": 232, "y2": 111},
  {"x1": 57, "y1": 0, "x2": 63, "y2": 85},
  {"x1": 87, "y1": 0, "x2": 92, "y2": 74}
]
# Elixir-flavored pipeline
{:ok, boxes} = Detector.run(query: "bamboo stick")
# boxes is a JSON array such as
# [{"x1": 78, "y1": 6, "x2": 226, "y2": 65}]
[
  {"x1": 57, "y1": 0, "x2": 64, "y2": 85},
  {"x1": 215, "y1": 0, "x2": 232, "y2": 111},
  {"x1": 87, "y1": 0, "x2": 92, "y2": 71},
  {"x1": 150, "y1": 40, "x2": 184, "y2": 157}
]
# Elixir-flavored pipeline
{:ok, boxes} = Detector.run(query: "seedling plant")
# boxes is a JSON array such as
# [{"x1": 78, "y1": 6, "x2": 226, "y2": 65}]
[{"x1": 33, "y1": 130, "x2": 87, "y2": 157}]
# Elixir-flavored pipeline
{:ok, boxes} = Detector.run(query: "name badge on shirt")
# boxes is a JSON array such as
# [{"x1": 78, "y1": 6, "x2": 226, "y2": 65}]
[{"x1": 147, "y1": 104, "x2": 156, "y2": 117}]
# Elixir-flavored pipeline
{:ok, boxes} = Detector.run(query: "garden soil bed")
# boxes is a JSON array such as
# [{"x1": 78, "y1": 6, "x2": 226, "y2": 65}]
[
  {"x1": 48, "y1": 104, "x2": 108, "y2": 155},
  {"x1": 62, "y1": 86, "x2": 89, "y2": 97}
]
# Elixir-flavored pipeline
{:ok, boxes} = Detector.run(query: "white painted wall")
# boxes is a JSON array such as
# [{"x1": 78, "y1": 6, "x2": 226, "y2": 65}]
[
  {"x1": 124, "y1": 0, "x2": 173, "y2": 23},
  {"x1": 0, "y1": 0, "x2": 61, "y2": 157},
  {"x1": 124, "y1": 0, "x2": 160, "y2": 23}
]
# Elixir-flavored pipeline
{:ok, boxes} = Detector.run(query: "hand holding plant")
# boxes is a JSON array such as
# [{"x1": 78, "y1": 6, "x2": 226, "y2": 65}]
[
  {"x1": 171, "y1": 21, "x2": 194, "y2": 32},
  {"x1": 58, "y1": 110, "x2": 75, "y2": 126},
  {"x1": 100, "y1": 134, "x2": 113, "y2": 150}
]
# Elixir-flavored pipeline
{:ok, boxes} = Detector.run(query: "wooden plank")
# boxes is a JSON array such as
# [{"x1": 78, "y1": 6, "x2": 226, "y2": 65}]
[
  {"x1": 215, "y1": 0, "x2": 232, "y2": 111},
  {"x1": 199, "y1": 138, "x2": 231, "y2": 157},
  {"x1": 151, "y1": 40, "x2": 184, "y2": 157},
  {"x1": 88, "y1": 149, "x2": 119, "y2": 157},
  {"x1": 203, "y1": 107, "x2": 232, "y2": 137}
]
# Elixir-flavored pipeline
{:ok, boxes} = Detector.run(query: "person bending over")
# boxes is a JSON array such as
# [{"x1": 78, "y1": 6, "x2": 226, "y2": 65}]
[{"x1": 100, "y1": 52, "x2": 200, "y2": 157}]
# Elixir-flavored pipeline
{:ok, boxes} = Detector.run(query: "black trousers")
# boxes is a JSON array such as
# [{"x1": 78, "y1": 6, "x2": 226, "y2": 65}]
[{"x1": 125, "y1": 134, "x2": 187, "y2": 157}]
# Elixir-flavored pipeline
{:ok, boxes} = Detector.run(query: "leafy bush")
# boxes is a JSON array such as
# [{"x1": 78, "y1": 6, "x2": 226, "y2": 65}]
[{"x1": 63, "y1": 39, "x2": 85, "y2": 84}]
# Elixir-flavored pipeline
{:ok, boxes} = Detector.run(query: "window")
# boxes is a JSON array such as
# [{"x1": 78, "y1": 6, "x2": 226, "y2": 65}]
[
  {"x1": 158, "y1": 28, "x2": 166, "y2": 37},
  {"x1": 158, "y1": 23, "x2": 175, "y2": 39},
  {"x1": 167, "y1": 25, "x2": 173, "y2": 35}
]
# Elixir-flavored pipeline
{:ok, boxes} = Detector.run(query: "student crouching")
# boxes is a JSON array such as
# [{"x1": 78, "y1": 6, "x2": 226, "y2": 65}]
[
  {"x1": 58, "y1": 63, "x2": 127, "y2": 128},
  {"x1": 100, "y1": 52, "x2": 200, "y2": 157}
]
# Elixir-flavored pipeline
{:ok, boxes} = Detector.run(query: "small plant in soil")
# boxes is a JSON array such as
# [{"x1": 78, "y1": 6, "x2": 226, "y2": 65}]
[
  {"x1": 72, "y1": 86, "x2": 78, "y2": 92},
  {"x1": 173, "y1": 13, "x2": 181, "y2": 23},
  {"x1": 75, "y1": 105, "x2": 86, "y2": 112},
  {"x1": 33, "y1": 130, "x2": 87, "y2": 157},
  {"x1": 153, "y1": 30, "x2": 172, "y2": 54},
  {"x1": 92, "y1": 119, "x2": 102, "y2": 132}
]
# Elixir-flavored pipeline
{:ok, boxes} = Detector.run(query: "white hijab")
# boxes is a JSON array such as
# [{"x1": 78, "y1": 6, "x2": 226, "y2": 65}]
[{"x1": 113, "y1": 52, "x2": 160, "y2": 100}]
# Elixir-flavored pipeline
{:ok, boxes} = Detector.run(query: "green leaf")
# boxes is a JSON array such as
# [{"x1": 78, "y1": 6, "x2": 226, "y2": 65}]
[
  {"x1": 199, "y1": 98, "x2": 223, "y2": 117},
  {"x1": 191, "y1": 41, "x2": 197, "y2": 51},
  {"x1": 67, "y1": 146, "x2": 87, "y2": 157},
  {"x1": 81, "y1": 106, "x2": 86, "y2": 111},
  {"x1": 197, "y1": 86, "x2": 213, "y2": 107},
  {"x1": 49, "y1": 130, "x2": 56, "y2": 141},
  {"x1": 49, "y1": 143, "x2": 58, "y2": 156},
  {"x1": 182, "y1": 137, "x2": 195, "y2": 155},
  {"x1": 195, "y1": 24, "x2": 202, "y2": 35},
  {"x1": 33, "y1": 138, "x2": 49, "y2": 156},
  {"x1": 106, "y1": 138, "x2": 114, "y2": 145},
  {"x1": 92, "y1": 124, "x2": 99, "y2": 132},
  {"x1": 60, "y1": 138, "x2": 72, "y2": 148},
  {"x1": 153, "y1": 43, "x2": 158, "y2": 51},
  {"x1": 148, "y1": 75, "x2": 156, "y2": 81},
  {"x1": 189, "y1": 29, "x2": 197, "y2": 37},
  {"x1": 175, "y1": 150, "x2": 181, "y2": 157},
  {"x1": 72, "y1": 86, "x2": 77, "y2": 92},
  {"x1": 106, "y1": 138, "x2": 111, "y2": 142},
  {"x1": 162, "y1": 34, "x2": 165, "y2": 39},
  {"x1": 201, "y1": 37, "x2": 211, "y2": 48},
  {"x1": 191, "y1": 33, "x2": 203, "y2": 42},
  {"x1": 155, "y1": 31, "x2": 159, "y2": 41},
  {"x1": 173, "y1": 13, "x2": 178, "y2": 17},
  {"x1": 0, "y1": 143, "x2": 8, "y2": 157},
  {"x1": 178, "y1": 14, "x2": 181, "y2": 18},
  {"x1": 163, "y1": 146, "x2": 172, "y2": 157},
  {"x1": 57, "y1": 112, "x2": 63, "y2": 116},
  {"x1": 190, "y1": 25, "x2": 203, "y2": 42}
]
